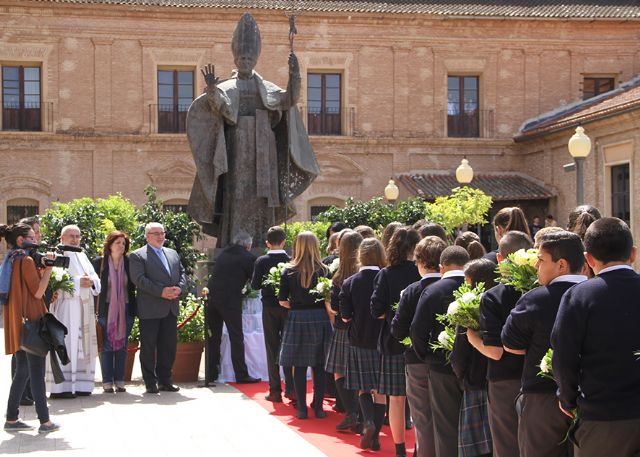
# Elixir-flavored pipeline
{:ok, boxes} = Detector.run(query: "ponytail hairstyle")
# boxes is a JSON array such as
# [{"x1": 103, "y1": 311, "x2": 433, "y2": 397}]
[
  {"x1": 333, "y1": 231, "x2": 364, "y2": 289},
  {"x1": 381, "y1": 221, "x2": 403, "y2": 249},
  {"x1": 386, "y1": 226, "x2": 420, "y2": 267},
  {"x1": 290, "y1": 231, "x2": 327, "y2": 289},
  {"x1": 571, "y1": 212, "x2": 598, "y2": 240},
  {"x1": 493, "y1": 207, "x2": 531, "y2": 239},
  {"x1": 0, "y1": 223, "x2": 33, "y2": 249},
  {"x1": 454, "y1": 231, "x2": 486, "y2": 259},
  {"x1": 567, "y1": 205, "x2": 602, "y2": 237}
]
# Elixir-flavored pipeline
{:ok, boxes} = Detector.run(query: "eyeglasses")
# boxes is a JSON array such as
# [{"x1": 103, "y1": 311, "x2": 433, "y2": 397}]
[
  {"x1": 67, "y1": 234, "x2": 82, "y2": 239},
  {"x1": 147, "y1": 232, "x2": 165, "y2": 236}
]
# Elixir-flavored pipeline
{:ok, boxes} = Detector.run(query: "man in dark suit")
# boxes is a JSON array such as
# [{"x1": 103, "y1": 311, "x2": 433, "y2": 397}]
[
  {"x1": 208, "y1": 231, "x2": 260, "y2": 383},
  {"x1": 130, "y1": 222, "x2": 186, "y2": 394}
]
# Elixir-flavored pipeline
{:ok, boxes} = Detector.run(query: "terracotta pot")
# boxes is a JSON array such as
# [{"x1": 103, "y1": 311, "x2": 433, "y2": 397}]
[
  {"x1": 125, "y1": 342, "x2": 139, "y2": 382},
  {"x1": 172, "y1": 341, "x2": 204, "y2": 382}
]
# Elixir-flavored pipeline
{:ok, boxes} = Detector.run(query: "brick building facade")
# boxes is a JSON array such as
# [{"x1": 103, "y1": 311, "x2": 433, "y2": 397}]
[{"x1": 1, "y1": 0, "x2": 639, "y2": 246}]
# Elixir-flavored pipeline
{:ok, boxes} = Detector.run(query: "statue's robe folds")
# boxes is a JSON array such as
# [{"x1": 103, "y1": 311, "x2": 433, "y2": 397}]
[{"x1": 187, "y1": 71, "x2": 320, "y2": 247}]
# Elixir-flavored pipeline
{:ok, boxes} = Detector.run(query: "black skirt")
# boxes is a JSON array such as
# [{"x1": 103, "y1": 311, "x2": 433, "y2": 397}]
[
  {"x1": 279, "y1": 308, "x2": 332, "y2": 367},
  {"x1": 325, "y1": 327, "x2": 350, "y2": 374},
  {"x1": 378, "y1": 353, "x2": 406, "y2": 396},
  {"x1": 345, "y1": 346, "x2": 381, "y2": 391}
]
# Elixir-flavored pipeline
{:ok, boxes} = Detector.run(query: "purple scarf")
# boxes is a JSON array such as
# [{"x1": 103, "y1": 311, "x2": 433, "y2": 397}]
[{"x1": 107, "y1": 257, "x2": 127, "y2": 351}]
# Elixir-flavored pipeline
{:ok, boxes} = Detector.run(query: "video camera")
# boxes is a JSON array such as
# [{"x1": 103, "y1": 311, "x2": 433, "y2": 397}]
[{"x1": 21, "y1": 241, "x2": 83, "y2": 269}]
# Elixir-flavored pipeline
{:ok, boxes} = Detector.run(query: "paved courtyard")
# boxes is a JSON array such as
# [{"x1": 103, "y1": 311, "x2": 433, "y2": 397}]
[{"x1": 0, "y1": 325, "x2": 326, "y2": 456}]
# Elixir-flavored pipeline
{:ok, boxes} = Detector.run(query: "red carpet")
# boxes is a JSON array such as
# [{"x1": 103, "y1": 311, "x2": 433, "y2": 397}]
[{"x1": 232, "y1": 381, "x2": 415, "y2": 457}]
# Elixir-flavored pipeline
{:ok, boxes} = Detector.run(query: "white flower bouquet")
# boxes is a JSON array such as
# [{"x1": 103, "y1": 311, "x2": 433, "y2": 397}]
[
  {"x1": 241, "y1": 284, "x2": 259, "y2": 299},
  {"x1": 48, "y1": 267, "x2": 74, "y2": 296},
  {"x1": 429, "y1": 326, "x2": 455, "y2": 360},
  {"x1": 262, "y1": 262, "x2": 290, "y2": 297},
  {"x1": 497, "y1": 248, "x2": 539, "y2": 293},
  {"x1": 439, "y1": 282, "x2": 485, "y2": 331},
  {"x1": 328, "y1": 257, "x2": 340, "y2": 275},
  {"x1": 310, "y1": 276, "x2": 332, "y2": 301},
  {"x1": 538, "y1": 347, "x2": 555, "y2": 380}
]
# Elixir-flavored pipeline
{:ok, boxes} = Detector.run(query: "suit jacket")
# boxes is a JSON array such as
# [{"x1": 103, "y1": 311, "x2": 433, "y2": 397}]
[
  {"x1": 91, "y1": 255, "x2": 137, "y2": 319},
  {"x1": 129, "y1": 244, "x2": 186, "y2": 319},
  {"x1": 209, "y1": 244, "x2": 256, "y2": 308}
]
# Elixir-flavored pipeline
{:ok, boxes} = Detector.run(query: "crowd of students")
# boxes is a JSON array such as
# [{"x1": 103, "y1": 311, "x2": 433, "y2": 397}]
[{"x1": 252, "y1": 205, "x2": 640, "y2": 457}]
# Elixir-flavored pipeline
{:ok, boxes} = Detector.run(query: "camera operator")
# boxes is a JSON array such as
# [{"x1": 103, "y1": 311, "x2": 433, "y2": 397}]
[{"x1": 1, "y1": 223, "x2": 60, "y2": 433}]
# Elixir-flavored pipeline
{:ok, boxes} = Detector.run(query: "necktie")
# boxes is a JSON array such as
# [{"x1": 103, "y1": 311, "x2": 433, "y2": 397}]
[{"x1": 156, "y1": 248, "x2": 171, "y2": 275}]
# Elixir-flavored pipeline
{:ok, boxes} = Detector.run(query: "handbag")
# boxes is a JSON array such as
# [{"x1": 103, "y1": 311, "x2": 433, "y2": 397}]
[{"x1": 20, "y1": 318, "x2": 49, "y2": 357}]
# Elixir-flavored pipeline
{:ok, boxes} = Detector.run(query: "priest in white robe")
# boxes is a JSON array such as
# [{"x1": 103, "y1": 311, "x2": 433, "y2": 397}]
[{"x1": 46, "y1": 225, "x2": 101, "y2": 397}]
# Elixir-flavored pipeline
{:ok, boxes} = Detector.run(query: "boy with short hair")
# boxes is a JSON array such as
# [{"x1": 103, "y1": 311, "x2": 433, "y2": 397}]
[
  {"x1": 410, "y1": 245, "x2": 470, "y2": 457},
  {"x1": 251, "y1": 226, "x2": 294, "y2": 403},
  {"x1": 551, "y1": 218, "x2": 640, "y2": 457},
  {"x1": 501, "y1": 230, "x2": 587, "y2": 457},
  {"x1": 467, "y1": 230, "x2": 531, "y2": 457}
]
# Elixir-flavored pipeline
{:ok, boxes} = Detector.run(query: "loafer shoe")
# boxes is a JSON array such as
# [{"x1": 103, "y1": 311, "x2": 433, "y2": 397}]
[
  {"x1": 236, "y1": 376, "x2": 260, "y2": 384},
  {"x1": 336, "y1": 413, "x2": 359, "y2": 431},
  {"x1": 145, "y1": 384, "x2": 159, "y2": 394},
  {"x1": 75, "y1": 391, "x2": 92, "y2": 397},
  {"x1": 158, "y1": 384, "x2": 180, "y2": 392},
  {"x1": 115, "y1": 387, "x2": 126, "y2": 393},
  {"x1": 4, "y1": 420, "x2": 34, "y2": 431},
  {"x1": 360, "y1": 420, "x2": 375, "y2": 449},
  {"x1": 50, "y1": 392, "x2": 76, "y2": 399},
  {"x1": 38, "y1": 422, "x2": 60, "y2": 434}
]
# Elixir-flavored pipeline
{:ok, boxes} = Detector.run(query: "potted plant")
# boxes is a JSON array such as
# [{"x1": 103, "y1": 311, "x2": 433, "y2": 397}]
[{"x1": 173, "y1": 293, "x2": 206, "y2": 382}]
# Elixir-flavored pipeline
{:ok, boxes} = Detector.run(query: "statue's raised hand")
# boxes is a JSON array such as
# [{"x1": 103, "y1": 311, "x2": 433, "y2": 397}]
[
  {"x1": 288, "y1": 53, "x2": 299, "y2": 75},
  {"x1": 201, "y1": 64, "x2": 219, "y2": 89}
]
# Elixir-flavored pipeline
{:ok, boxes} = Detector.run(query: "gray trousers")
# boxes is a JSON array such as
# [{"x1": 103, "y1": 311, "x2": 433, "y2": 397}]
[
  {"x1": 406, "y1": 363, "x2": 436, "y2": 457},
  {"x1": 516, "y1": 392, "x2": 572, "y2": 457},
  {"x1": 428, "y1": 369, "x2": 463, "y2": 457},
  {"x1": 488, "y1": 379, "x2": 521, "y2": 457},
  {"x1": 574, "y1": 417, "x2": 640, "y2": 457}
]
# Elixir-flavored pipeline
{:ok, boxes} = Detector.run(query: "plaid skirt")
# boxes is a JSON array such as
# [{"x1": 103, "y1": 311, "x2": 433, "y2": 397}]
[
  {"x1": 325, "y1": 327, "x2": 350, "y2": 374},
  {"x1": 345, "y1": 346, "x2": 381, "y2": 391},
  {"x1": 377, "y1": 353, "x2": 406, "y2": 396},
  {"x1": 458, "y1": 388, "x2": 493, "y2": 457},
  {"x1": 279, "y1": 308, "x2": 332, "y2": 367}
]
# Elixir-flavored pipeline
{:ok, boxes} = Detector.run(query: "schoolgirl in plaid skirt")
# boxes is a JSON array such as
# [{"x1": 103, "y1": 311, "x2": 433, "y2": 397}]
[
  {"x1": 370, "y1": 226, "x2": 421, "y2": 457},
  {"x1": 278, "y1": 231, "x2": 332, "y2": 420},
  {"x1": 340, "y1": 237, "x2": 388, "y2": 451},
  {"x1": 326, "y1": 230, "x2": 364, "y2": 431}
]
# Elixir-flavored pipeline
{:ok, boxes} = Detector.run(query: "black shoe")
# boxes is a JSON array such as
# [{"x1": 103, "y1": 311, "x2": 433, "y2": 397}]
[
  {"x1": 236, "y1": 376, "x2": 260, "y2": 384},
  {"x1": 115, "y1": 387, "x2": 126, "y2": 393},
  {"x1": 103, "y1": 387, "x2": 115, "y2": 394},
  {"x1": 76, "y1": 391, "x2": 92, "y2": 397},
  {"x1": 360, "y1": 420, "x2": 375, "y2": 449},
  {"x1": 336, "y1": 413, "x2": 359, "y2": 431},
  {"x1": 50, "y1": 392, "x2": 76, "y2": 399},
  {"x1": 314, "y1": 408, "x2": 327, "y2": 419},
  {"x1": 159, "y1": 384, "x2": 180, "y2": 392},
  {"x1": 265, "y1": 393, "x2": 283, "y2": 403},
  {"x1": 296, "y1": 409, "x2": 308, "y2": 419},
  {"x1": 145, "y1": 384, "x2": 159, "y2": 394},
  {"x1": 372, "y1": 436, "x2": 381, "y2": 451}
]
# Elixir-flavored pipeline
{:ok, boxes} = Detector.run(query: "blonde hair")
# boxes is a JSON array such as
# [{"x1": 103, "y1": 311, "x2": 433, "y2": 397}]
[
  {"x1": 290, "y1": 231, "x2": 327, "y2": 288},
  {"x1": 333, "y1": 231, "x2": 364, "y2": 289}
]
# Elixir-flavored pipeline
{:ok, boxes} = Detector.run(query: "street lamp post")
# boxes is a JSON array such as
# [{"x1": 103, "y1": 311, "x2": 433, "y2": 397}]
[
  {"x1": 456, "y1": 158, "x2": 474, "y2": 185},
  {"x1": 567, "y1": 126, "x2": 592, "y2": 206},
  {"x1": 384, "y1": 178, "x2": 399, "y2": 206}
]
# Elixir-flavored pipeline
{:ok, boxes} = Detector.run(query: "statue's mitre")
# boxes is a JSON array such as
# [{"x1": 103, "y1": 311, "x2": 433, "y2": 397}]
[{"x1": 231, "y1": 13, "x2": 261, "y2": 60}]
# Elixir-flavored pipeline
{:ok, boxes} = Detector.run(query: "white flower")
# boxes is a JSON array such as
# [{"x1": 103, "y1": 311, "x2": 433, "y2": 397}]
[
  {"x1": 460, "y1": 292, "x2": 476, "y2": 304},
  {"x1": 512, "y1": 249, "x2": 529, "y2": 266},
  {"x1": 447, "y1": 301, "x2": 460, "y2": 315},
  {"x1": 329, "y1": 258, "x2": 340, "y2": 273},
  {"x1": 241, "y1": 285, "x2": 248, "y2": 295},
  {"x1": 269, "y1": 267, "x2": 278, "y2": 274},
  {"x1": 277, "y1": 262, "x2": 285, "y2": 268},
  {"x1": 437, "y1": 330, "x2": 450, "y2": 346},
  {"x1": 316, "y1": 282, "x2": 326, "y2": 293},
  {"x1": 540, "y1": 357, "x2": 549, "y2": 373},
  {"x1": 52, "y1": 267, "x2": 64, "y2": 281}
]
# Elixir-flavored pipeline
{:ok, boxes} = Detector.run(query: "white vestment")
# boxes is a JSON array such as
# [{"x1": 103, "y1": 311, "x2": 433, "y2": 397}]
[{"x1": 46, "y1": 251, "x2": 101, "y2": 394}]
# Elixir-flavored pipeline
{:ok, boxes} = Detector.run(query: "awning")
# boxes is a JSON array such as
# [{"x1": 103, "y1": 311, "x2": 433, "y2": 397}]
[{"x1": 398, "y1": 172, "x2": 555, "y2": 201}]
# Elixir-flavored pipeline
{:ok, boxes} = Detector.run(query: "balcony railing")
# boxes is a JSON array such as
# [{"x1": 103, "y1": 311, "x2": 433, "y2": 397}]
[
  {"x1": 148, "y1": 103, "x2": 190, "y2": 134},
  {"x1": 2, "y1": 101, "x2": 53, "y2": 132},
  {"x1": 299, "y1": 105, "x2": 356, "y2": 136},
  {"x1": 440, "y1": 109, "x2": 495, "y2": 138}
]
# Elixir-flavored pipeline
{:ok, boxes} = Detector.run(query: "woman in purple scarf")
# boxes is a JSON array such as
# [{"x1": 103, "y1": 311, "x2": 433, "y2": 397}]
[{"x1": 92, "y1": 231, "x2": 137, "y2": 393}]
